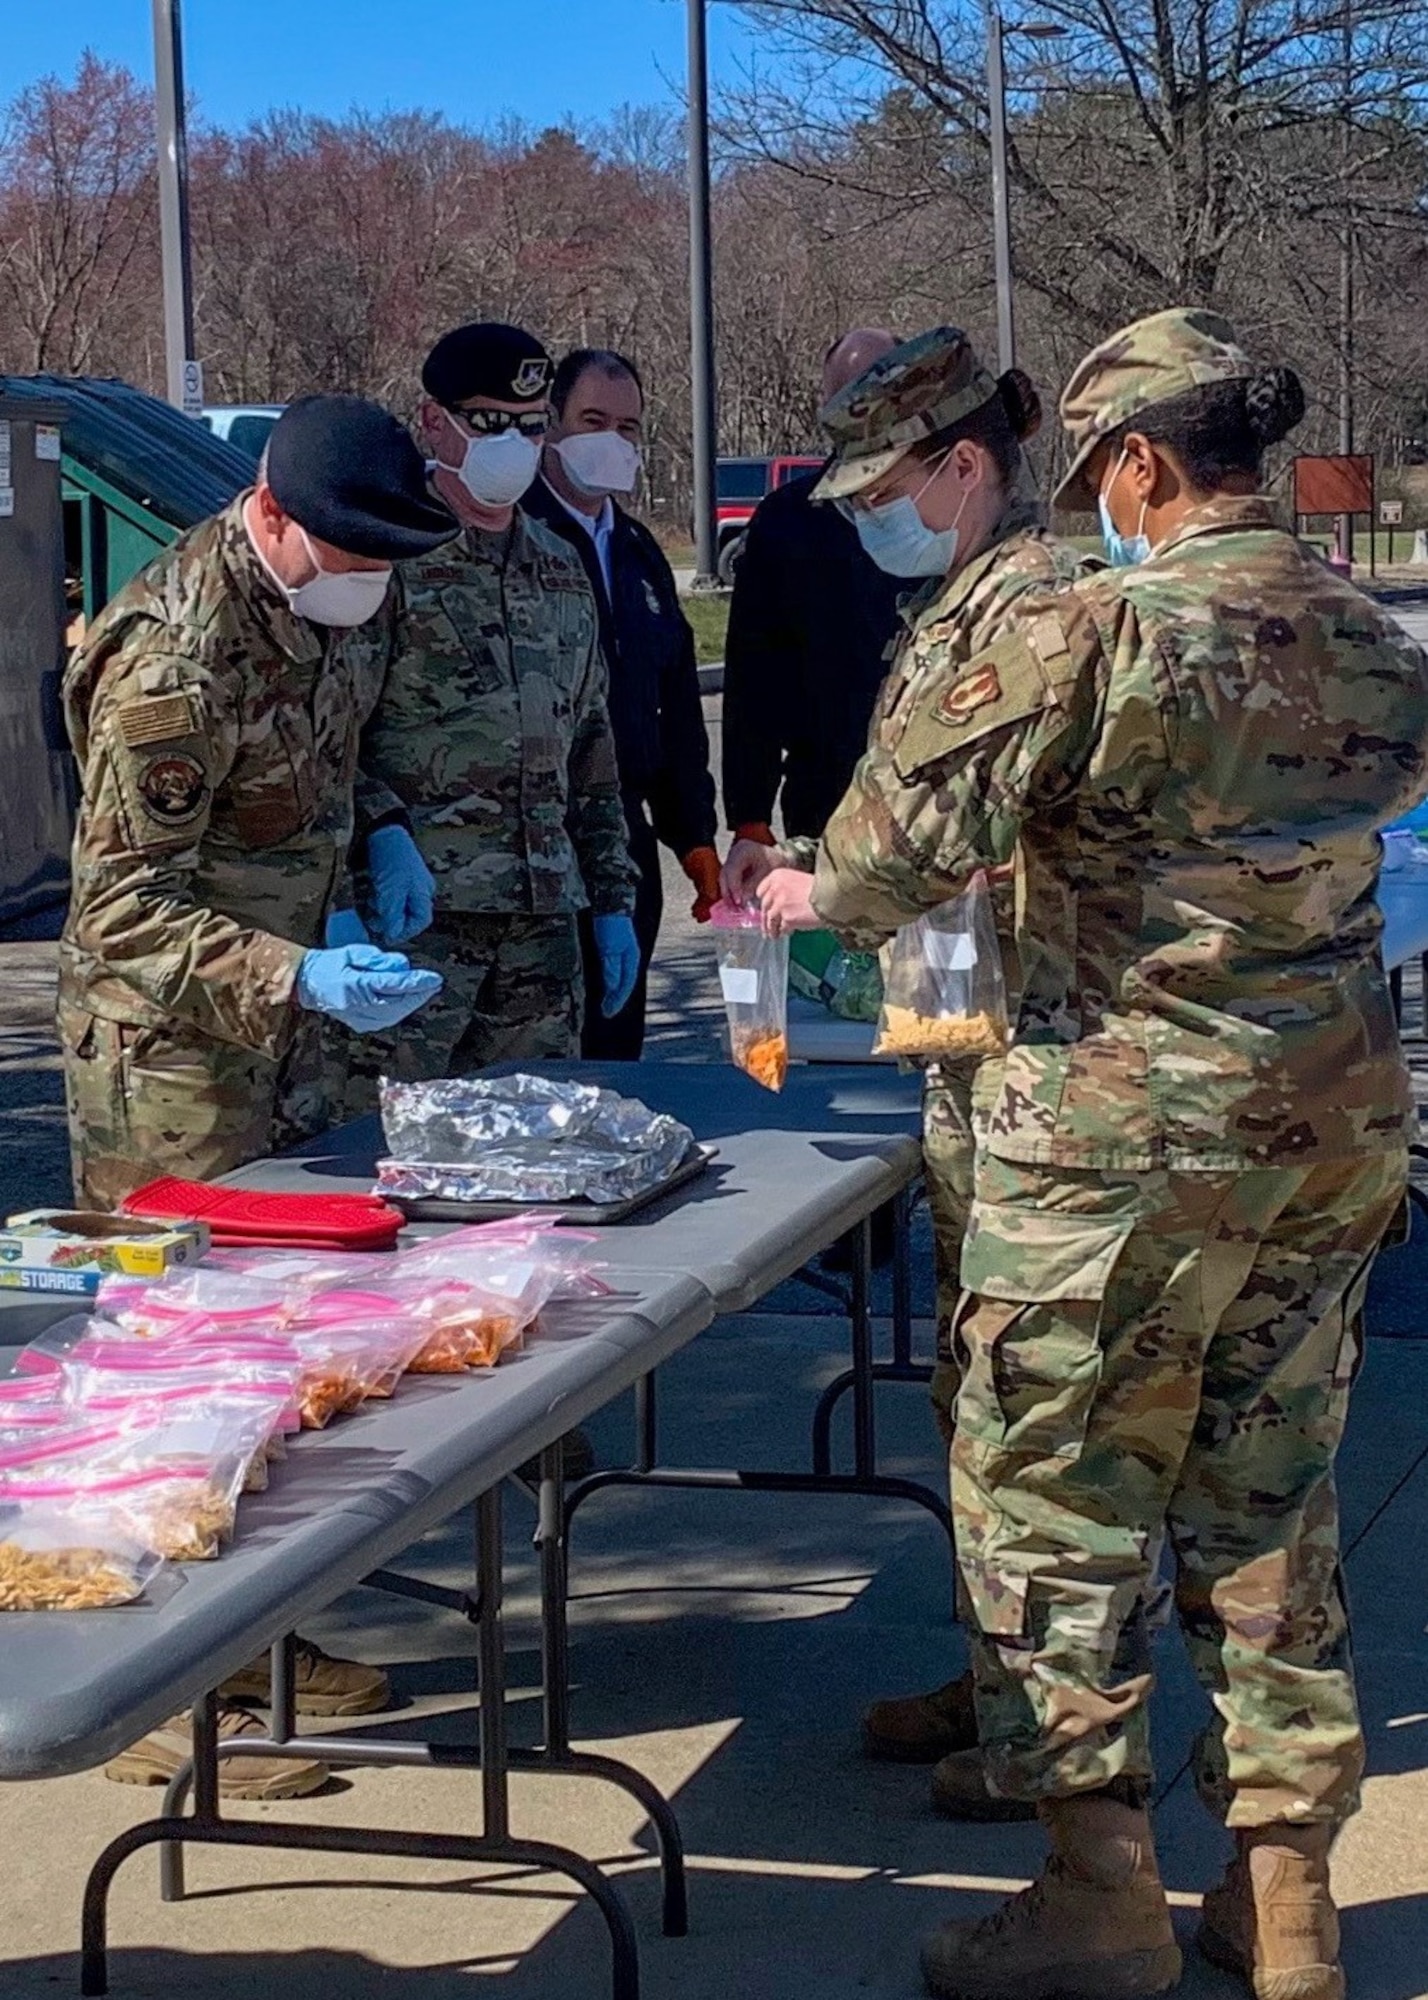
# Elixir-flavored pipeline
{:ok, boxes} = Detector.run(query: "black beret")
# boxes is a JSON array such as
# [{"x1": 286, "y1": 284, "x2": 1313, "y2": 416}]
[
  {"x1": 421, "y1": 322, "x2": 553, "y2": 407},
  {"x1": 265, "y1": 393, "x2": 456, "y2": 561}
]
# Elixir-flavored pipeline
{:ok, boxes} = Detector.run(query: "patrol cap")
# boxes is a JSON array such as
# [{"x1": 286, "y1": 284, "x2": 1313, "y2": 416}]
[
  {"x1": 1054, "y1": 306, "x2": 1254, "y2": 511},
  {"x1": 421, "y1": 322, "x2": 553, "y2": 407},
  {"x1": 265, "y1": 394, "x2": 457, "y2": 560},
  {"x1": 812, "y1": 326, "x2": 1001, "y2": 502}
]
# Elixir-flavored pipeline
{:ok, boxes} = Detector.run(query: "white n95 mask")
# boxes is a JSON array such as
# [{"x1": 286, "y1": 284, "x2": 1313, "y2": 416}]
[
  {"x1": 555, "y1": 431, "x2": 641, "y2": 497},
  {"x1": 448, "y1": 419, "x2": 542, "y2": 507}
]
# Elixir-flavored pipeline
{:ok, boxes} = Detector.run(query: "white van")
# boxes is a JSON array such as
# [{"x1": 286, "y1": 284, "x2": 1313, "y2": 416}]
[{"x1": 201, "y1": 405, "x2": 284, "y2": 459}]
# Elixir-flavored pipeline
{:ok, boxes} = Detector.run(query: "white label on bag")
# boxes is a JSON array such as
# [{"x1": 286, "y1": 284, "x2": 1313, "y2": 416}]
[
  {"x1": 926, "y1": 931, "x2": 977, "y2": 971},
  {"x1": 720, "y1": 966, "x2": 760, "y2": 1005}
]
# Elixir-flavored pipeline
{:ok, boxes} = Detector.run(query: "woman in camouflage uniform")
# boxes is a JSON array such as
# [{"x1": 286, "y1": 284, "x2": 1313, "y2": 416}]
[
  {"x1": 725, "y1": 325, "x2": 1095, "y2": 1813},
  {"x1": 761, "y1": 309, "x2": 1428, "y2": 2000}
]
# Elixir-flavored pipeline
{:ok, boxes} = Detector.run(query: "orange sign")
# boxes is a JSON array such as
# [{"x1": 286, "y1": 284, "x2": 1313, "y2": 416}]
[{"x1": 1294, "y1": 454, "x2": 1374, "y2": 515}]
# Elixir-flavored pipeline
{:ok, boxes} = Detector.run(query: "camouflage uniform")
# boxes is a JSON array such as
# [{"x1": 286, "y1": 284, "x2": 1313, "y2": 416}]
[
  {"x1": 812, "y1": 309, "x2": 1428, "y2": 1828},
  {"x1": 864, "y1": 507, "x2": 1092, "y2": 1422},
  {"x1": 807, "y1": 329, "x2": 1094, "y2": 1426},
  {"x1": 59, "y1": 498, "x2": 396, "y2": 1208},
  {"x1": 346, "y1": 512, "x2": 637, "y2": 1100}
]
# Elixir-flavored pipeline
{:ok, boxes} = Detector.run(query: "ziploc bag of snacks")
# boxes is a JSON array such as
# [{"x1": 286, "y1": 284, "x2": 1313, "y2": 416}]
[
  {"x1": 873, "y1": 873, "x2": 1009, "y2": 1061},
  {"x1": 0, "y1": 1406, "x2": 254, "y2": 1562},
  {"x1": 0, "y1": 1500, "x2": 163, "y2": 1611},
  {"x1": 708, "y1": 900, "x2": 790, "y2": 1092},
  {"x1": 94, "y1": 1267, "x2": 297, "y2": 1340}
]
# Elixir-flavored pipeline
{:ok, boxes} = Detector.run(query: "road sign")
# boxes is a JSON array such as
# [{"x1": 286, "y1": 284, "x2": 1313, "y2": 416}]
[
  {"x1": 1381, "y1": 499, "x2": 1405, "y2": 526},
  {"x1": 180, "y1": 359, "x2": 205, "y2": 419}
]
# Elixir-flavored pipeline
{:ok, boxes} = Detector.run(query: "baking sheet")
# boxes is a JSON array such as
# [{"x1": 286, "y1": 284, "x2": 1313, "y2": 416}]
[{"x1": 385, "y1": 1143, "x2": 717, "y2": 1225}]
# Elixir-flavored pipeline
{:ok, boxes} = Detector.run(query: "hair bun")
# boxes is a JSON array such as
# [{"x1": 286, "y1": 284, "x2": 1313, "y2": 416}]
[
  {"x1": 998, "y1": 368, "x2": 1043, "y2": 443},
  {"x1": 1244, "y1": 366, "x2": 1306, "y2": 449}
]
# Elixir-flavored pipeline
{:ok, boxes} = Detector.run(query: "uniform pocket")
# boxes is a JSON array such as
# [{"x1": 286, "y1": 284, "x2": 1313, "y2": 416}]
[
  {"x1": 953, "y1": 1204, "x2": 1136, "y2": 1464},
  {"x1": 230, "y1": 706, "x2": 317, "y2": 848}
]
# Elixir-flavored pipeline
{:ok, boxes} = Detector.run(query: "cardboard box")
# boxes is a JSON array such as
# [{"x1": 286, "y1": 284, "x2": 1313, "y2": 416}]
[{"x1": 0, "y1": 1211, "x2": 211, "y2": 1296}]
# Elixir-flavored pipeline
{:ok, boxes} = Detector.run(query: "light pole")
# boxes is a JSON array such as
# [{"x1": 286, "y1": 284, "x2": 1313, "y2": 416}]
[
  {"x1": 984, "y1": 11, "x2": 1066, "y2": 376},
  {"x1": 152, "y1": 0, "x2": 200, "y2": 415},
  {"x1": 1337, "y1": 0, "x2": 1355, "y2": 566},
  {"x1": 687, "y1": 0, "x2": 720, "y2": 590}
]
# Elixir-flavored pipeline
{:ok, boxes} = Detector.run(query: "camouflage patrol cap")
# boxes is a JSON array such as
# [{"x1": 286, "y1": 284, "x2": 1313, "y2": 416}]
[
  {"x1": 812, "y1": 326, "x2": 1001, "y2": 502},
  {"x1": 1054, "y1": 306, "x2": 1254, "y2": 511}
]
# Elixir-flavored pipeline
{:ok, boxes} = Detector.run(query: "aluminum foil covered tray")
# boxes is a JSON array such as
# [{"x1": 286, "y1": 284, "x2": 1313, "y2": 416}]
[{"x1": 376, "y1": 1074, "x2": 696, "y2": 1206}]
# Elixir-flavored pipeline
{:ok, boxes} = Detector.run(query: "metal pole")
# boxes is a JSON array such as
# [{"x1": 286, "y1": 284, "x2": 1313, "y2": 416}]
[
  {"x1": 687, "y1": 0, "x2": 719, "y2": 588},
  {"x1": 986, "y1": 4, "x2": 1016, "y2": 375},
  {"x1": 1336, "y1": 0, "x2": 1354, "y2": 565},
  {"x1": 152, "y1": 0, "x2": 198, "y2": 412}
]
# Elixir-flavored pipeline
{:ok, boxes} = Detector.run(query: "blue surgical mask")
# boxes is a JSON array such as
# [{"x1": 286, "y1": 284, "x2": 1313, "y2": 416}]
[
  {"x1": 848, "y1": 457, "x2": 970, "y2": 578},
  {"x1": 1098, "y1": 448, "x2": 1151, "y2": 567}
]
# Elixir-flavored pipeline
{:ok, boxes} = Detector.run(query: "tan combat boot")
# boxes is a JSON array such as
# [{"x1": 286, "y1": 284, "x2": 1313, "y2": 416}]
[
  {"x1": 1199, "y1": 1824, "x2": 1344, "y2": 2000},
  {"x1": 221, "y1": 1637, "x2": 391, "y2": 1716},
  {"x1": 104, "y1": 1704, "x2": 330, "y2": 1801},
  {"x1": 863, "y1": 1670, "x2": 978, "y2": 1763},
  {"x1": 920, "y1": 1794, "x2": 1183, "y2": 2000},
  {"x1": 929, "y1": 1744, "x2": 1038, "y2": 1823}
]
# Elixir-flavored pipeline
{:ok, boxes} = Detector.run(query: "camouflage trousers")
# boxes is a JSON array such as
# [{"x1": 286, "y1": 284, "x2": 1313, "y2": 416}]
[
  {"x1": 952, "y1": 1147, "x2": 1406, "y2": 1829},
  {"x1": 60, "y1": 1004, "x2": 327, "y2": 1210},
  {"x1": 338, "y1": 912, "x2": 583, "y2": 1118},
  {"x1": 923, "y1": 1064, "x2": 979, "y2": 1432}
]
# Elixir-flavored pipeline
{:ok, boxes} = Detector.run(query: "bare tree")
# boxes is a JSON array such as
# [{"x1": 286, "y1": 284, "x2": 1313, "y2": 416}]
[{"x1": 0, "y1": 53, "x2": 158, "y2": 377}]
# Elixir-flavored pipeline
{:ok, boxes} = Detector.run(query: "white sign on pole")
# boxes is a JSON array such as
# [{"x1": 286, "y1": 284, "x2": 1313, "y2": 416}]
[
  {"x1": 181, "y1": 359, "x2": 205, "y2": 418},
  {"x1": 1381, "y1": 499, "x2": 1405, "y2": 526}
]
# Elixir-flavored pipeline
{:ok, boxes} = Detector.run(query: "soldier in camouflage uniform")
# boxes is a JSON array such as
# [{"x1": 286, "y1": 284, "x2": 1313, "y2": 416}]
[
  {"x1": 344, "y1": 323, "x2": 640, "y2": 1104},
  {"x1": 60, "y1": 395, "x2": 456, "y2": 1789},
  {"x1": 727, "y1": 328, "x2": 1096, "y2": 1805},
  {"x1": 61, "y1": 395, "x2": 453, "y2": 1213},
  {"x1": 761, "y1": 308, "x2": 1428, "y2": 2000}
]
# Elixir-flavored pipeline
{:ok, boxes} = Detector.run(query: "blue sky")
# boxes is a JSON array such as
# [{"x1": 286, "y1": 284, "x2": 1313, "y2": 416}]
[{"x1": 7, "y1": 0, "x2": 763, "y2": 133}]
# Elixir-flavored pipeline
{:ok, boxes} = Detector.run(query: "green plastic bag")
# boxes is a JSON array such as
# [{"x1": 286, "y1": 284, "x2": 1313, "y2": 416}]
[{"x1": 788, "y1": 930, "x2": 884, "y2": 1023}]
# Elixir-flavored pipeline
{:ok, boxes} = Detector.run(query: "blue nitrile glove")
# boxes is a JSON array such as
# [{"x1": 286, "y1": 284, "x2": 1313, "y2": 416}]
[
  {"x1": 296, "y1": 945, "x2": 443, "y2": 1035},
  {"x1": 593, "y1": 912, "x2": 641, "y2": 1019},
  {"x1": 324, "y1": 908, "x2": 371, "y2": 948},
  {"x1": 367, "y1": 824, "x2": 436, "y2": 945}
]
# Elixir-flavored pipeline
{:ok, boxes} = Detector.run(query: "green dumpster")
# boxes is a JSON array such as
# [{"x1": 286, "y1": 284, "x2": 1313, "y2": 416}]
[{"x1": 0, "y1": 377, "x2": 251, "y2": 923}]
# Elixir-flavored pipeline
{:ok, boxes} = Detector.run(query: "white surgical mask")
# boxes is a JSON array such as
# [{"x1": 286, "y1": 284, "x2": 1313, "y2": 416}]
[
  {"x1": 554, "y1": 430, "x2": 641, "y2": 497},
  {"x1": 445, "y1": 414, "x2": 541, "y2": 507},
  {"x1": 248, "y1": 512, "x2": 392, "y2": 628}
]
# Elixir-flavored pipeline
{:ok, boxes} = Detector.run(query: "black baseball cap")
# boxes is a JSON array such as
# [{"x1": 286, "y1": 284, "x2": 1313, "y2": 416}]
[{"x1": 265, "y1": 394, "x2": 456, "y2": 560}]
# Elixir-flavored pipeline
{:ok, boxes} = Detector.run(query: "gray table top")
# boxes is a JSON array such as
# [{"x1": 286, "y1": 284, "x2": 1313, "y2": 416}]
[
  {"x1": 224, "y1": 1061, "x2": 925, "y2": 1315},
  {"x1": 0, "y1": 1279, "x2": 711, "y2": 1782},
  {"x1": 0, "y1": 1062, "x2": 923, "y2": 1778}
]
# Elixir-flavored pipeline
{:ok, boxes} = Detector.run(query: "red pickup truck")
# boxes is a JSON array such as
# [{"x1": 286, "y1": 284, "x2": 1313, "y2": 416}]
[{"x1": 715, "y1": 453, "x2": 823, "y2": 582}]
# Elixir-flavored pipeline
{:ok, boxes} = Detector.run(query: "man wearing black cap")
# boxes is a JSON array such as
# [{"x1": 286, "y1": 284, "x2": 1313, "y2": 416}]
[
  {"x1": 350, "y1": 322, "x2": 640, "y2": 1089},
  {"x1": 60, "y1": 392, "x2": 455, "y2": 1212},
  {"x1": 60, "y1": 395, "x2": 457, "y2": 1789}
]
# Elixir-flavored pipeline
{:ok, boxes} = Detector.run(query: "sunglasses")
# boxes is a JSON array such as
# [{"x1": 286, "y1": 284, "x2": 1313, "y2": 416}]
[{"x1": 447, "y1": 405, "x2": 548, "y2": 439}]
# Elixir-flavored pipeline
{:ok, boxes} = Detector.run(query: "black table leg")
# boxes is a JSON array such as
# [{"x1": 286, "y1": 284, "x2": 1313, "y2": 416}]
[
  {"x1": 79, "y1": 1507, "x2": 648, "y2": 2000},
  {"x1": 533, "y1": 1441, "x2": 689, "y2": 1938}
]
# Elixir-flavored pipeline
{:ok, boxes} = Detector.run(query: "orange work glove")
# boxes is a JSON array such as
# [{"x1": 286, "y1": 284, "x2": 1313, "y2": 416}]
[
  {"x1": 734, "y1": 821, "x2": 777, "y2": 847},
  {"x1": 682, "y1": 845, "x2": 724, "y2": 923}
]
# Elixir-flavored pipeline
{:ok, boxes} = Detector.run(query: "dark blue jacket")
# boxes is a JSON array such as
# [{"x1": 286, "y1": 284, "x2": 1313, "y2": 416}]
[{"x1": 523, "y1": 476, "x2": 716, "y2": 860}]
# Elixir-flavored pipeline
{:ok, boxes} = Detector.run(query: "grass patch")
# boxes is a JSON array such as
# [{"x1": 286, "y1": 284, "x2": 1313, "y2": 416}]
[{"x1": 683, "y1": 591, "x2": 730, "y2": 665}]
